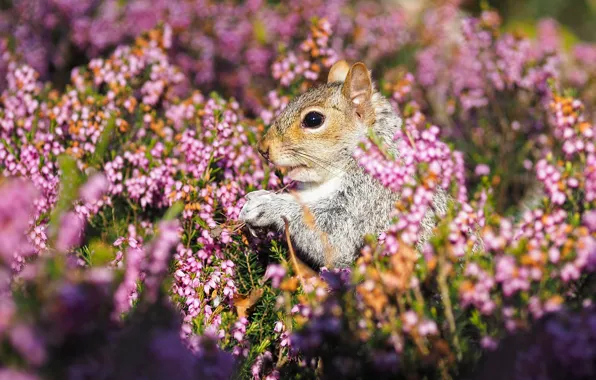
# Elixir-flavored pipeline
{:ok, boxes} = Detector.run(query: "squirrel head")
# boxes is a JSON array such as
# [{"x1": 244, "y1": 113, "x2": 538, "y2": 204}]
[{"x1": 259, "y1": 61, "x2": 376, "y2": 184}]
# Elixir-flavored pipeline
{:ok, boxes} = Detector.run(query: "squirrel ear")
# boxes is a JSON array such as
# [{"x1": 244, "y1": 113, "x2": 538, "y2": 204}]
[
  {"x1": 342, "y1": 62, "x2": 372, "y2": 112},
  {"x1": 327, "y1": 60, "x2": 350, "y2": 83}
]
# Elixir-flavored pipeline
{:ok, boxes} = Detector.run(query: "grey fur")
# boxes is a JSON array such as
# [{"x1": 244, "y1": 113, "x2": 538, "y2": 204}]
[{"x1": 239, "y1": 86, "x2": 449, "y2": 268}]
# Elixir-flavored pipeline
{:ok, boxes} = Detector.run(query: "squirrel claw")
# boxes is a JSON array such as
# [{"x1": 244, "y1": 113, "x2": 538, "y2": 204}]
[
  {"x1": 246, "y1": 225, "x2": 259, "y2": 238},
  {"x1": 239, "y1": 190, "x2": 278, "y2": 228}
]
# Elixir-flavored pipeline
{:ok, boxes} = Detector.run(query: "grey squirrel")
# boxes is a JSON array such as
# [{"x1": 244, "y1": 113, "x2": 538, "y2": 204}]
[{"x1": 239, "y1": 60, "x2": 448, "y2": 268}]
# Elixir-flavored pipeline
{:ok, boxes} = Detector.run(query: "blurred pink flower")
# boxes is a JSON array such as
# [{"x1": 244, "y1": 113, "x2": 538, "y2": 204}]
[
  {"x1": 474, "y1": 164, "x2": 490, "y2": 176},
  {"x1": 9, "y1": 324, "x2": 46, "y2": 366},
  {"x1": 0, "y1": 369, "x2": 40, "y2": 380},
  {"x1": 80, "y1": 173, "x2": 109, "y2": 204},
  {"x1": 264, "y1": 264, "x2": 286, "y2": 288},
  {"x1": 55, "y1": 212, "x2": 85, "y2": 252},
  {"x1": 0, "y1": 179, "x2": 38, "y2": 264}
]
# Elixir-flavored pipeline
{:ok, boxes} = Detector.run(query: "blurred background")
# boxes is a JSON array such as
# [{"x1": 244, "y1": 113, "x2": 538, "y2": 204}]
[
  {"x1": 466, "y1": 0, "x2": 596, "y2": 41},
  {"x1": 1, "y1": 0, "x2": 594, "y2": 90},
  {"x1": 1, "y1": 0, "x2": 594, "y2": 214}
]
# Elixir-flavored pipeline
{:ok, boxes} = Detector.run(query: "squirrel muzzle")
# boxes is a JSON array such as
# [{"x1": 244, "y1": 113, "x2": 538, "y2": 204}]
[{"x1": 257, "y1": 138, "x2": 271, "y2": 163}]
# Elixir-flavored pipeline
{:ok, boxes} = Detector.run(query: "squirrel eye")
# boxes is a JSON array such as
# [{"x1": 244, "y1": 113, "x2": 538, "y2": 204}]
[{"x1": 302, "y1": 111, "x2": 325, "y2": 129}]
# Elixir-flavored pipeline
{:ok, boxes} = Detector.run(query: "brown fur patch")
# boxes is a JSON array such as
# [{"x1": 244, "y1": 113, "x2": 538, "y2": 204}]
[{"x1": 260, "y1": 80, "x2": 375, "y2": 182}]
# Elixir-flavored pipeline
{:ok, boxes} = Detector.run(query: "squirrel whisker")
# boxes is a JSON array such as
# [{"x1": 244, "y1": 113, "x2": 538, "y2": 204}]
[{"x1": 290, "y1": 150, "x2": 347, "y2": 176}]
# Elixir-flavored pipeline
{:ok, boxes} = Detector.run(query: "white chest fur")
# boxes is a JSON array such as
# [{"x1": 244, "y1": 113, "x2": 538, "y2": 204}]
[{"x1": 294, "y1": 176, "x2": 343, "y2": 204}]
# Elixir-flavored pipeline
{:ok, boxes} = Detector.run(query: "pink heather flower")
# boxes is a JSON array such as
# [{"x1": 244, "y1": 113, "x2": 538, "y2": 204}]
[
  {"x1": 461, "y1": 263, "x2": 496, "y2": 314},
  {"x1": 474, "y1": 164, "x2": 490, "y2": 176},
  {"x1": 6, "y1": 6, "x2": 596, "y2": 375},
  {"x1": 274, "y1": 321, "x2": 285, "y2": 333},
  {"x1": 264, "y1": 371, "x2": 280, "y2": 380},
  {"x1": 233, "y1": 317, "x2": 248, "y2": 341},
  {"x1": 264, "y1": 264, "x2": 286, "y2": 288},
  {"x1": 575, "y1": 236, "x2": 596, "y2": 272},
  {"x1": 585, "y1": 153, "x2": 596, "y2": 202},
  {"x1": 0, "y1": 294, "x2": 16, "y2": 336},
  {"x1": 402, "y1": 310, "x2": 418, "y2": 333},
  {"x1": 113, "y1": 237, "x2": 126, "y2": 247},
  {"x1": 495, "y1": 255, "x2": 530, "y2": 296},
  {"x1": 528, "y1": 296, "x2": 545, "y2": 319},
  {"x1": 536, "y1": 19, "x2": 560, "y2": 54},
  {"x1": 112, "y1": 246, "x2": 145, "y2": 319},
  {"x1": 232, "y1": 317, "x2": 250, "y2": 358},
  {"x1": 418, "y1": 320, "x2": 438, "y2": 337},
  {"x1": 535, "y1": 159, "x2": 566, "y2": 205},
  {"x1": 80, "y1": 173, "x2": 109, "y2": 204},
  {"x1": 548, "y1": 247, "x2": 561, "y2": 264},
  {"x1": 544, "y1": 298, "x2": 563, "y2": 314},
  {"x1": 145, "y1": 220, "x2": 181, "y2": 302},
  {"x1": 481, "y1": 336, "x2": 498, "y2": 351},
  {"x1": 0, "y1": 179, "x2": 38, "y2": 263},
  {"x1": 279, "y1": 331, "x2": 290, "y2": 348},
  {"x1": 0, "y1": 370, "x2": 40, "y2": 380},
  {"x1": 9, "y1": 324, "x2": 47, "y2": 366},
  {"x1": 560, "y1": 263, "x2": 581, "y2": 282},
  {"x1": 55, "y1": 212, "x2": 85, "y2": 252},
  {"x1": 251, "y1": 351, "x2": 274, "y2": 380}
]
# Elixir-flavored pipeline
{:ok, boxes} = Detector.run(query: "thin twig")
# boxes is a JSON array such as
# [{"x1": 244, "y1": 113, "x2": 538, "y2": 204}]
[
  {"x1": 281, "y1": 216, "x2": 307, "y2": 289},
  {"x1": 437, "y1": 252, "x2": 462, "y2": 361},
  {"x1": 245, "y1": 252, "x2": 256, "y2": 288}
]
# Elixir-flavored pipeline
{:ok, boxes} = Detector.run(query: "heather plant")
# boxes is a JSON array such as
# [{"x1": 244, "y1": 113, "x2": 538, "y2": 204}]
[
  {"x1": 0, "y1": 0, "x2": 410, "y2": 113},
  {"x1": 391, "y1": 6, "x2": 596, "y2": 215},
  {"x1": 0, "y1": 26, "x2": 277, "y2": 378},
  {"x1": 402, "y1": 9, "x2": 555, "y2": 213},
  {"x1": 273, "y1": 85, "x2": 596, "y2": 379},
  {"x1": 1, "y1": 2, "x2": 596, "y2": 380}
]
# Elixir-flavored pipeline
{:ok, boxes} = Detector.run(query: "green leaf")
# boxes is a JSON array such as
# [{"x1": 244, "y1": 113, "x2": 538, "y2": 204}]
[
  {"x1": 163, "y1": 201, "x2": 184, "y2": 221},
  {"x1": 88, "y1": 240, "x2": 116, "y2": 266},
  {"x1": 49, "y1": 154, "x2": 84, "y2": 239},
  {"x1": 91, "y1": 116, "x2": 116, "y2": 167},
  {"x1": 502, "y1": 19, "x2": 580, "y2": 51},
  {"x1": 253, "y1": 19, "x2": 268, "y2": 45}
]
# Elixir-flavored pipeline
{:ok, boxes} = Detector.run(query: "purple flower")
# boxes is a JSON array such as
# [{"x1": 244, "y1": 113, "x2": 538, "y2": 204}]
[
  {"x1": 148, "y1": 329, "x2": 201, "y2": 379},
  {"x1": 251, "y1": 350, "x2": 274, "y2": 379},
  {"x1": 560, "y1": 263, "x2": 581, "y2": 282},
  {"x1": 481, "y1": 336, "x2": 498, "y2": 351},
  {"x1": 418, "y1": 319, "x2": 438, "y2": 336},
  {"x1": 112, "y1": 246, "x2": 145, "y2": 318},
  {"x1": 0, "y1": 294, "x2": 16, "y2": 335},
  {"x1": 274, "y1": 321, "x2": 284, "y2": 333},
  {"x1": 55, "y1": 212, "x2": 85, "y2": 252},
  {"x1": 474, "y1": 164, "x2": 490, "y2": 176},
  {"x1": 145, "y1": 220, "x2": 180, "y2": 302},
  {"x1": 80, "y1": 173, "x2": 109, "y2": 204},
  {"x1": 264, "y1": 264, "x2": 286, "y2": 288},
  {"x1": 9, "y1": 324, "x2": 46, "y2": 366},
  {"x1": 495, "y1": 255, "x2": 530, "y2": 296},
  {"x1": 0, "y1": 370, "x2": 40, "y2": 380},
  {"x1": 583, "y1": 211, "x2": 596, "y2": 233},
  {"x1": 0, "y1": 179, "x2": 38, "y2": 263}
]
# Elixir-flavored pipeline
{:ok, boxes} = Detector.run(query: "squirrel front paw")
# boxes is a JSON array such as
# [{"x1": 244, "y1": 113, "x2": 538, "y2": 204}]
[{"x1": 239, "y1": 190, "x2": 283, "y2": 230}]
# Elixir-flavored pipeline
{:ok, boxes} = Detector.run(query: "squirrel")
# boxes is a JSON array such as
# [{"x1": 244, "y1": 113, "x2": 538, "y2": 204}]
[{"x1": 239, "y1": 60, "x2": 449, "y2": 268}]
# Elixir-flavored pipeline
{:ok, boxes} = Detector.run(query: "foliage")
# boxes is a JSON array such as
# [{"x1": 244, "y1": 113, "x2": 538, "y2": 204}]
[{"x1": 1, "y1": 1, "x2": 596, "y2": 379}]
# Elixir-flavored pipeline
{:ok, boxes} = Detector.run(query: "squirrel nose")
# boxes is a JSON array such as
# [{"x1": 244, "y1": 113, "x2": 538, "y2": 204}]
[
  {"x1": 258, "y1": 140, "x2": 271, "y2": 162},
  {"x1": 258, "y1": 146, "x2": 270, "y2": 162}
]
